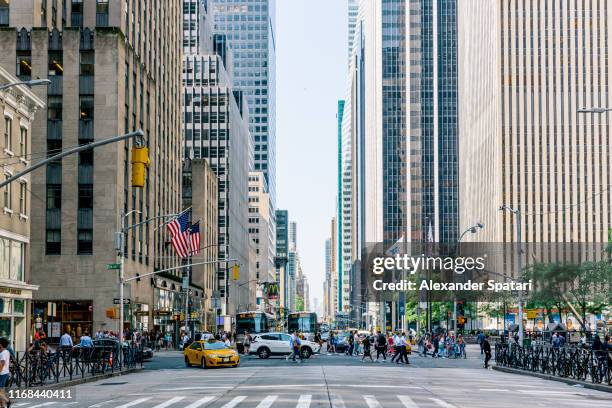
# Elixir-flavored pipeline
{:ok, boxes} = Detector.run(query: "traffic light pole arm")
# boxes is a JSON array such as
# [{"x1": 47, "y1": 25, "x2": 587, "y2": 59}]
[
  {"x1": 122, "y1": 259, "x2": 238, "y2": 283},
  {"x1": 0, "y1": 130, "x2": 144, "y2": 189}
]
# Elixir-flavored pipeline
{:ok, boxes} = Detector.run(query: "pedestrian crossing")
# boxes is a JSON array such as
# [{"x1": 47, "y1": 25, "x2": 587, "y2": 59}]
[{"x1": 13, "y1": 394, "x2": 461, "y2": 408}]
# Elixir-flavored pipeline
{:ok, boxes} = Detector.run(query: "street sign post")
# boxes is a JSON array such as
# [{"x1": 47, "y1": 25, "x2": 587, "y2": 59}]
[
  {"x1": 106, "y1": 263, "x2": 121, "y2": 270},
  {"x1": 113, "y1": 298, "x2": 131, "y2": 305}
]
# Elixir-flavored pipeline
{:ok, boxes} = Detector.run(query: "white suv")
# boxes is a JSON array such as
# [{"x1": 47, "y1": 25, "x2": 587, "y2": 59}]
[{"x1": 250, "y1": 332, "x2": 321, "y2": 359}]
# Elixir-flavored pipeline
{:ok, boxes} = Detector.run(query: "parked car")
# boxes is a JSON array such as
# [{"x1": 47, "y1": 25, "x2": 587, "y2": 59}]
[{"x1": 250, "y1": 332, "x2": 321, "y2": 359}]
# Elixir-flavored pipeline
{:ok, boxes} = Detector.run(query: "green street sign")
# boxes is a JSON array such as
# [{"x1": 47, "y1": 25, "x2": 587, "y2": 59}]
[{"x1": 106, "y1": 263, "x2": 121, "y2": 270}]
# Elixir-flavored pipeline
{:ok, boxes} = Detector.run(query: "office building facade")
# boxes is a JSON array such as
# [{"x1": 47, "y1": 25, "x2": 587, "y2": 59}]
[
  {"x1": 458, "y1": 0, "x2": 611, "y2": 245},
  {"x1": 0, "y1": 66, "x2": 44, "y2": 351},
  {"x1": 0, "y1": 0, "x2": 184, "y2": 335},
  {"x1": 210, "y1": 0, "x2": 276, "y2": 201}
]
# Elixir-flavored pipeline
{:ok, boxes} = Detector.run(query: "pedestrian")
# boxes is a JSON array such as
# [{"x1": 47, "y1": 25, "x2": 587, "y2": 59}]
[
  {"x1": 243, "y1": 332, "x2": 252, "y2": 355},
  {"x1": 328, "y1": 332, "x2": 336, "y2": 354},
  {"x1": 375, "y1": 331, "x2": 387, "y2": 362},
  {"x1": 287, "y1": 331, "x2": 303, "y2": 363},
  {"x1": 59, "y1": 330, "x2": 73, "y2": 351},
  {"x1": 347, "y1": 331, "x2": 354, "y2": 356},
  {"x1": 457, "y1": 334, "x2": 466, "y2": 358},
  {"x1": 0, "y1": 338, "x2": 11, "y2": 408},
  {"x1": 398, "y1": 332, "x2": 409, "y2": 364},
  {"x1": 477, "y1": 331, "x2": 485, "y2": 354},
  {"x1": 432, "y1": 334, "x2": 440, "y2": 358},
  {"x1": 483, "y1": 334, "x2": 492, "y2": 368},
  {"x1": 362, "y1": 335, "x2": 373, "y2": 362}
]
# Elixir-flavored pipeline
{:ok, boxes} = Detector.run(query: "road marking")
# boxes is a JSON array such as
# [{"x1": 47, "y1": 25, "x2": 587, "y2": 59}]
[
  {"x1": 88, "y1": 400, "x2": 118, "y2": 408},
  {"x1": 479, "y1": 388, "x2": 510, "y2": 392},
  {"x1": 296, "y1": 394, "x2": 312, "y2": 408},
  {"x1": 183, "y1": 396, "x2": 216, "y2": 408},
  {"x1": 330, "y1": 394, "x2": 345, "y2": 408},
  {"x1": 159, "y1": 387, "x2": 233, "y2": 391},
  {"x1": 220, "y1": 396, "x2": 247, "y2": 408},
  {"x1": 398, "y1": 395, "x2": 419, "y2": 408},
  {"x1": 255, "y1": 395, "x2": 278, "y2": 408},
  {"x1": 115, "y1": 397, "x2": 152, "y2": 408},
  {"x1": 28, "y1": 404, "x2": 58, "y2": 408},
  {"x1": 430, "y1": 398, "x2": 457, "y2": 408},
  {"x1": 151, "y1": 397, "x2": 186, "y2": 408},
  {"x1": 364, "y1": 395, "x2": 383, "y2": 408}
]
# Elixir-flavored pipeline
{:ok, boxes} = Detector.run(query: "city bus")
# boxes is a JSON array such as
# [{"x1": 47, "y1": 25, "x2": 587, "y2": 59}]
[
  {"x1": 235, "y1": 311, "x2": 274, "y2": 335},
  {"x1": 287, "y1": 312, "x2": 318, "y2": 334}
]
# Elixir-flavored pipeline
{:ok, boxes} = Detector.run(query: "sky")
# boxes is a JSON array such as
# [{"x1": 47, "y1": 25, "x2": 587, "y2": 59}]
[{"x1": 276, "y1": 0, "x2": 348, "y2": 310}]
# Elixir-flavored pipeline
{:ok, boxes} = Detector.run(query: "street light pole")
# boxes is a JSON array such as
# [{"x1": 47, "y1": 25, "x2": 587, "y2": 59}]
[
  {"x1": 0, "y1": 78, "x2": 51, "y2": 91},
  {"x1": 499, "y1": 205, "x2": 524, "y2": 344},
  {"x1": 454, "y1": 223, "x2": 485, "y2": 330}
]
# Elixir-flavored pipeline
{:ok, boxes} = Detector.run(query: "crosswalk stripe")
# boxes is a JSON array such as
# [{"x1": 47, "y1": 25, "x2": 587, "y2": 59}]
[
  {"x1": 183, "y1": 396, "x2": 216, "y2": 408},
  {"x1": 151, "y1": 397, "x2": 185, "y2": 408},
  {"x1": 115, "y1": 397, "x2": 152, "y2": 408},
  {"x1": 398, "y1": 396, "x2": 418, "y2": 408},
  {"x1": 28, "y1": 403, "x2": 57, "y2": 408},
  {"x1": 430, "y1": 398, "x2": 457, "y2": 408},
  {"x1": 296, "y1": 394, "x2": 312, "y2": 408},
  {"x1": 220, "y1": 396, "x2": 247, "y2": 408},
  {"x1": 330, "y1": 394, "x2": 345, "y2": 408},
  {"x1": 256, "y1": 395, "x2": 278, "y2": 408},
  {"x1": 364, "y1": 395, "x2": 383, "y2": 408}
]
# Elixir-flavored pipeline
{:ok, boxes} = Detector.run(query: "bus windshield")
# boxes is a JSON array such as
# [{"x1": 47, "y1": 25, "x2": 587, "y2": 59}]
[
  {"x1": 235, "y1": 313, "x2": 269, "y2": 334},
  {"x1": 287, "y1": 312, "x2": 317, "y2": 333}
]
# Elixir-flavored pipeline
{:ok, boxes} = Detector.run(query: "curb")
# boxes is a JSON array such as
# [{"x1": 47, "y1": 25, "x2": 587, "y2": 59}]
[
  {"x1": 493, "y1": 365, "x2": 612, "y2": 393},
  {"x1": 24, "y1": 367, "x2": 144, "y2": 390}
]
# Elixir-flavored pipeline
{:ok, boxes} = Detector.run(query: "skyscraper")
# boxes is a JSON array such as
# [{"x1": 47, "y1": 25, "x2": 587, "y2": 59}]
[
  {"x1": 458, "y1": 0, "x2": 611, "y2": 245},
  {"x1": 0, "y1": 0, "x2": 184, "y2": 332},
  {"x1": 347, "y1": 0, "x2": 359, "y2": 63},
  {"x1": 183, "y1": 0, "x2": 253, "y2": 317},
  {"x1": 210, "y1": 0, "x2": 276, "y2": 201}
]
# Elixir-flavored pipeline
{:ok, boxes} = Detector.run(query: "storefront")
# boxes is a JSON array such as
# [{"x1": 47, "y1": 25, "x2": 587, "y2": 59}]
[
  {"x1": 0, "y1": 283, "x2": 37, "y2": 352},
  {"x1": 32, "y1": 300, "x2": 93, "y2": 345}
]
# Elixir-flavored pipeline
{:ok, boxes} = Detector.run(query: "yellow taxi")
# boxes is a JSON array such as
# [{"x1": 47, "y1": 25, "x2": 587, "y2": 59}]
[{"x1": 184, "y1": 339, "x2": 240, "y2": 368}]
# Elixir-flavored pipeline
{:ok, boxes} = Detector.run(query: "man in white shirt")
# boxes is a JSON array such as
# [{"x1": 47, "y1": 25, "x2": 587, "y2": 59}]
[
  {"x1": 0, "y1": 338, "x2": 12, "y2": 406},
  {"x1": 60, "y1": 331, "x2": 74, "y2": 350}
]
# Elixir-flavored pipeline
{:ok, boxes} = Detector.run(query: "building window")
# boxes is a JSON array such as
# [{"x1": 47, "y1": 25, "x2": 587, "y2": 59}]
[
  {"x1": 71, "y1": 0, "x2": 83, "y2": 27},
  {"x1": 16, "y1": 53, "x2": 32, "y2": 80},
  {"x1": 78, "y1": 184, "x2": 93, "y2": 208},
  {"x1": 77, "y1": 229, "x2": 92, "y2": 254},
  {"x1": 80, "y1": 51, "x2": 95, "y2": 75},
  {"x1": 3, "y1": 175, "x2": 11, "y2": 209},
  {"x1": 3, "y1": 117, "x2": 11, "y2": 152},
  {"x1": 47, "y1": 96, "x2": 63, "y2": 120},
  {"x1": 80, "y1": 96, "x2": 94, "y2": 120},
  {"x1": 45, "y1": 230, "x2": 61, "y2": 254},
  {"x1": 19, "y1": 127, "x2": 26, "y2": 157},
  {"x1": 48, "y1": 51, "x2": 63, "y2": 76},
  {"x1": 0, "y1": 0, "x2": 9, "y2": 27},
  {"x1": 19, "y1": 182, "x2": 26, "y2": 215},
  {"x1": 96, "y1": 0, "x2": 108, "y2": 26}
]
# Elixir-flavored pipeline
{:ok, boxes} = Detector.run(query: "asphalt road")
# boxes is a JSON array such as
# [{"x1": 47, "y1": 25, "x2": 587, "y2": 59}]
[{"x1": 9, "y1": 346, "x2": 612, "y2": 408}]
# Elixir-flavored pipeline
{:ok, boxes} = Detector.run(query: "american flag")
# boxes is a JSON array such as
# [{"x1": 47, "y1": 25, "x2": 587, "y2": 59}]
[
  {"x1": 167, "y1": 211, "x2": 191, "y2": 258},
  {"x1": 189, "y1": 222, "x2": 201, "y2": 255}
]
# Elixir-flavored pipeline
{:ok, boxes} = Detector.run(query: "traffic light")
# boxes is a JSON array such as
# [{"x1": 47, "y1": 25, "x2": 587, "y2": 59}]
[
  {"x1": 131, "y1": 146, "x2": 150, "y2": 187},
  {"x1": 232, "y1": 264, "x2": 239, "y2": 281}
]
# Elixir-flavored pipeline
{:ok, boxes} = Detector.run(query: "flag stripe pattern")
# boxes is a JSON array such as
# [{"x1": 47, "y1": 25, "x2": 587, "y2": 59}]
[
  {"x1": 167, "y1": 211, "x2": 191, "y2": 258},
  {"x1": 189, "y1": 222, "x2": 201, "y2": 255}
]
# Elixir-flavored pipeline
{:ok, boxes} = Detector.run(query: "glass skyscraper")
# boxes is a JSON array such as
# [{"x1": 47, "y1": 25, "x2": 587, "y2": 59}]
[{"x1": 210, "y1": 0, "x2": 276, "y2": 201}]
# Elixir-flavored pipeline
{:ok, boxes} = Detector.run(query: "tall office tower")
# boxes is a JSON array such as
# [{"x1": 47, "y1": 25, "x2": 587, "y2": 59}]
[
  {"x1": 337, "y1": 99, "x2": 353, "y2": 314},
  {"x1": 0, "y1": 0, "x2": 183, "y2": 333},
  {"x1": 210, "y1": 0, "x2": 276, "y2": 201},
  {"x1": 407, "y1": 0, "x2": 459, "y2": 244},
  {"x1": 183, "y1": 0, "x2": 252, "y2": 317},
  {"x1": 347, "y1": 0, "x2": 359, "y2": 63},
  {"x1": 329, "y1": 217, "x2": 338, "y2": 319},
  {"x1": 247, "y1": 171, "x2": 276, "y2": 313},
  {"x1": 323, "y1": 238, "x2": 332, "y2": 321},
  {"x1": 274, "y1": 209, "x2": 288, "y2": 313},
  {"x1": 458, "y1": 0, "x2": 611, "y2": 245}
]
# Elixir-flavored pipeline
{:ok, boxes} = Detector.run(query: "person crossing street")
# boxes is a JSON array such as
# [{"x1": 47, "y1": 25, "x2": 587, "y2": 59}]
[{"x1": 375, "y1": 331, "x2": 387, "y2": 362}]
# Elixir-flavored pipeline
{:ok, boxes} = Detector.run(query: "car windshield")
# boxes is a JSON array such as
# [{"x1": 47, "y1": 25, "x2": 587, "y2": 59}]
[{"x1": 204, "y1": 342, "x2": 228, "y2": 350}]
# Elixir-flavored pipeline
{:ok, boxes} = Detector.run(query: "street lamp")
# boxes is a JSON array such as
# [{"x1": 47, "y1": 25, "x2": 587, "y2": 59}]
[
  {"x1": 454, "y1": 223, "x2": 485, "y2": 330},
  {"x1": 577, "y1": 107, "x2": 612, "y2": 114},
  {"x1": 499, "y1": 204, "x2": 524, "y2": 344},
  {"x1": 0, "y1": 78, "x2": 51, "y2": 91}
]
